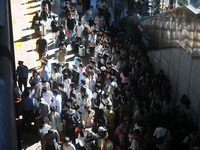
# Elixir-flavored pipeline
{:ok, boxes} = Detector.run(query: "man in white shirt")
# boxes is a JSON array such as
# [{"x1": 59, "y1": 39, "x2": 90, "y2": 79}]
[
  {"x1": 41, "y1": 87, "x2": 53, "y2": 105},
  {"x1": 63, "y1": 136, "x2": 76, "y2": 150},
  {"x1": 74, "y1": 21, "x2": 84, "y2": 46},
  {"x1": 52, "y1": 89, "x2": 62, "y2": 114},
  {"x1": 88, "y1": 30, "x2": 97, "y2": 57},
  {"x1": 94, "y1": 42, "x2": 103, "y2": 60}
]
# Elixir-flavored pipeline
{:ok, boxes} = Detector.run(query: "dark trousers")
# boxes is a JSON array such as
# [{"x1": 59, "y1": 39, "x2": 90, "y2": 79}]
[
  {"x1": 22, "y1": 110, "x2": 33, "y2": 130},
  {"x1": 18, "y1": 78, "x2": 27, "y2": 92},
  {"x1": 89, "y1": 20, "x2": 94, "y2": 27},
  {"x1": 65, "y1": 126, "x2": 75, "y2": 144}
]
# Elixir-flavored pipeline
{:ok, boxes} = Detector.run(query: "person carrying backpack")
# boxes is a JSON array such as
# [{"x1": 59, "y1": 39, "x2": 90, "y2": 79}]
[
  {"x1": 55, "y1": 25, "x2": 65, "y2": 48},
  {"x1": 51, "y1": 15, "x2": 60, "y2": 43},
  {"x1": 62, "y1": 102, "x2": 78, "y2": 144}
]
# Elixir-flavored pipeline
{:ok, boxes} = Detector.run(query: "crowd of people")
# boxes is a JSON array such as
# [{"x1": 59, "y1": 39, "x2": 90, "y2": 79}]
[{"x1": 15, "y1": 0, "x2": 200, "y2": 150}]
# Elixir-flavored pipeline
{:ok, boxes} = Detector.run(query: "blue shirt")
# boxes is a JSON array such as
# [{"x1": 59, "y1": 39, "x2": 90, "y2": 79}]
[
  {"x1": 41, "y1": 66, "x2": 49, "y2": 81},
  {"x1": 22, "y1": 97, "x2": 34, "y2": 111},
  {"x1": 17, "y1": 65, "x2": 29, "y2": 78}
]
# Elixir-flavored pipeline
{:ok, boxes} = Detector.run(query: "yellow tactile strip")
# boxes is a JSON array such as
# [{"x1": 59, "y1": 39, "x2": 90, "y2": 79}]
[{"x1": 24, "y1": 0, "x2": 40, "y2": 67}]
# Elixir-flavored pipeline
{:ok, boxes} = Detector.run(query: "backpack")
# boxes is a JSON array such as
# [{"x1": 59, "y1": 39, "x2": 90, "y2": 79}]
[
  {"x1": 95, "y1": 90, "x2": 102, "y2": 107},
  {"x1": 51, "y1": 20, "x2": 59, "y2": 32},
  {"x1": 84, "y1": 132, "x2": 98, "y2": 150},
  {"x1": 59, "y1": 29, "x2": 65, "y2": 41},
  {"x1": 65, "y1": 110, "x2": 78, "y2": 128}
]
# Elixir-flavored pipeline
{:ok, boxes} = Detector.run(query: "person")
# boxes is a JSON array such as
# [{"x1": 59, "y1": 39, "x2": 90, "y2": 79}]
[
  {"x1": 78, "y1": 125, "x2": 88, "y2": 150},
  {"x1": 32, "y1": 11, "x2": 41, "y2": 36},
  {"x1": 55, "y1": 25, "x2": 65, "y2": 48},
  {"x1": 40, "y1": 61, "x2": 51, "y2": 82},
  {"x1": 62, "y1": 102, "x2": 78, "y2": 144},
  {"x1": 62, "y1": 63, "x2": 72, "y2": 79},
  {"x1": 44, "y1": 106, "x2": 62, "y2": 133},
  {"x1": 38, "y1": 118, "x2": 51, "y2": 150},
  {"x1": 63, "y1": 1, "x2": 71, "y2": 18},
  {"x1": 129, "y1": 129, "x2": 141, "y2": 150},
  {"x1": 72, "y1": 9, "x2": 79, "y2": 25},
  {"x1": 85, "y1": 6, "x2": 95, "y2": 26},
  {"x1": 56, "y1": 42, "x2": 67, "y2": 63},
  {"x1": 43, "y1": 129, "x2": 61, "y2": 150},
  {"x1": 36, "y1": 78, "x2": 51, "y2": 99},
  {"x1": 97, "y1": 126, "x2": 113, "y2": 150},
  {"x1": 21, "y1": 89, "x2": 34, "y2": 130},
  {"x1": 88, "y1": 30, "x2": 97, "y2": 57},
  {"x1": 16, "y1": 61, "x2": 29, "y2": 91},
  {"x1": 78, "y1": 63, "x2": 85, "y2": 86},
  {"x1": 50, "y1": 67, "x2": 59, "y2": 90},
  {"x1": 51, "y1": 15, "x2": 60, "y2": 43},
  {"x1": 102, "y1": 7, "x2": 111, "y2": 30},
  {"x1": 67, "y1": 13, "x2": 76, "y2": 42},
  {"x1": 36, "y1": 35, "x2": 48, "y2": 61},
  {"x1": 94, "y1": 13, "x2": 105, "y2": 29},
  {"x1": 52, "y1": 89, "x2": 62, "y2": 114},
  {"x1": 74, "y1": 21, "x2": 84, "y2": 46},
  {"x1": 62, "y1": 137, "x2": 76, "y2": 150},
  {"x1": 63, "y1": 73, "x2": 71, "y2": 98},
  {"x1": 153, "y1": 121, "x2": 172, "y2": 150},
  {"x1": 41, "y1": 87, "x2": 53, "y2": 106},
  {"x1": 29, "y1": 69, "x2": 41, "y2": 86},
  {"x1": 39, "y1": 97, "x2": 51, "y2": 118},
  {"x1": 75, "y1": 0, "x2": 83, "y2": 21}
]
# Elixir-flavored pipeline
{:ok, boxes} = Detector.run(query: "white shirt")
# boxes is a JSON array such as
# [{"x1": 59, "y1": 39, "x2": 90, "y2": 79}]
[
  {"x1": 153, "y1": 127, "x2": 172, "y2": 150},
  {"x1": 52, "y1": 94, "x2": 62, "y2": 114},
  {"x1": 75, "y1": 24, "x2": 84, "y2": 37},
  {"x1": 39, "y1": 123, "x2": 51, "y2": 136},
  {"x1": 88, "y1": 33, "x2": 97, "y2": 47},
  {"x1": 42, "y1": 91, "x2": 53, "y2": 105},
  {"x1": 63, "y1": 143, "x2": 76, "y2": 150},
  {"x1": 78, "y1": 131, "x2": 88, "y2": 147}
]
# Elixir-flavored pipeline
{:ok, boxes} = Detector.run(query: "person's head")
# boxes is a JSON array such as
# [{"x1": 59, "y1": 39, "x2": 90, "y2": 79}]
[
  {"x1": 81, "y1": 79, "x2": 86, "y2": 86},
  {"x1": 50, "y1": 106, "x2": 56, "y2": 115},
  {"x1": 79, "y1": 63, "x2": 83, "y2": 71},
  {"x1": 32, "y1": 69, "x2": 38, "y2": 77},
  {"x1": 81, "y1": 86, "x2": 86, "y2": 96},
  {"x1": 68, "y1": 12, "x2": 72, "y2": 18},
  {"x1": 98, "y1": 126, "x2": 107, "y2": 138},
  {"x1": 42, "y1": 87, "x2": 47, "y2": 93},
  {"x1": 39, "y1": 34, "x2": 43, "y2": 39},
  {"x1": 90, "y1": 6, "x2": 93, "y2": 10},
  {"x1": 18, "y1": 61, "x2": 24, "y2": 67},
  {"x1": 77, "y1": 57, "x2": 82, "y2": 64},
  {"x1": 78, "y1": 21, "x2": 82, "y2": 26},
  {"x1": 52, "y1": 67, "x2": 57, "y2": 73},
  {"x1": 60, "y1": 41, "x2": 65, "y2": 47},
  {"x1": 53, "y1": 89, "x2": 59, "y2": 96},
  {"x1": 66, "y1": 1, "x2": 70, "y2": 6},
  {"x1": 83, "y1": 72, "x2": 88, "y2": 79},
  {"x1": 63, "y1": 137, "x2": 71, "y2": 146},
  {"x1": 41, "y1": 61, "x2": 47, "y2": 67},
  {"x1": 65, "y1": 102, "x2": 71, "y2": 110},
  {"x1": 70, "y1": 82, "x2": 75, "y2": 90},
  {"x1": 48, "y1": 129, "x2": 54, "y2": 135},
  {"x1": 90, "y1": 70, "x2": 94, "y2": 77},
  {"x1": 42, "y1": 78, "x2": 47, "y2": 84},
  {"x1": 63, "y1": 64, "x2": 68, "y2": 70},
  {"x1": 58, "y1": 83, "x2": 64, "y2": 90}
]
